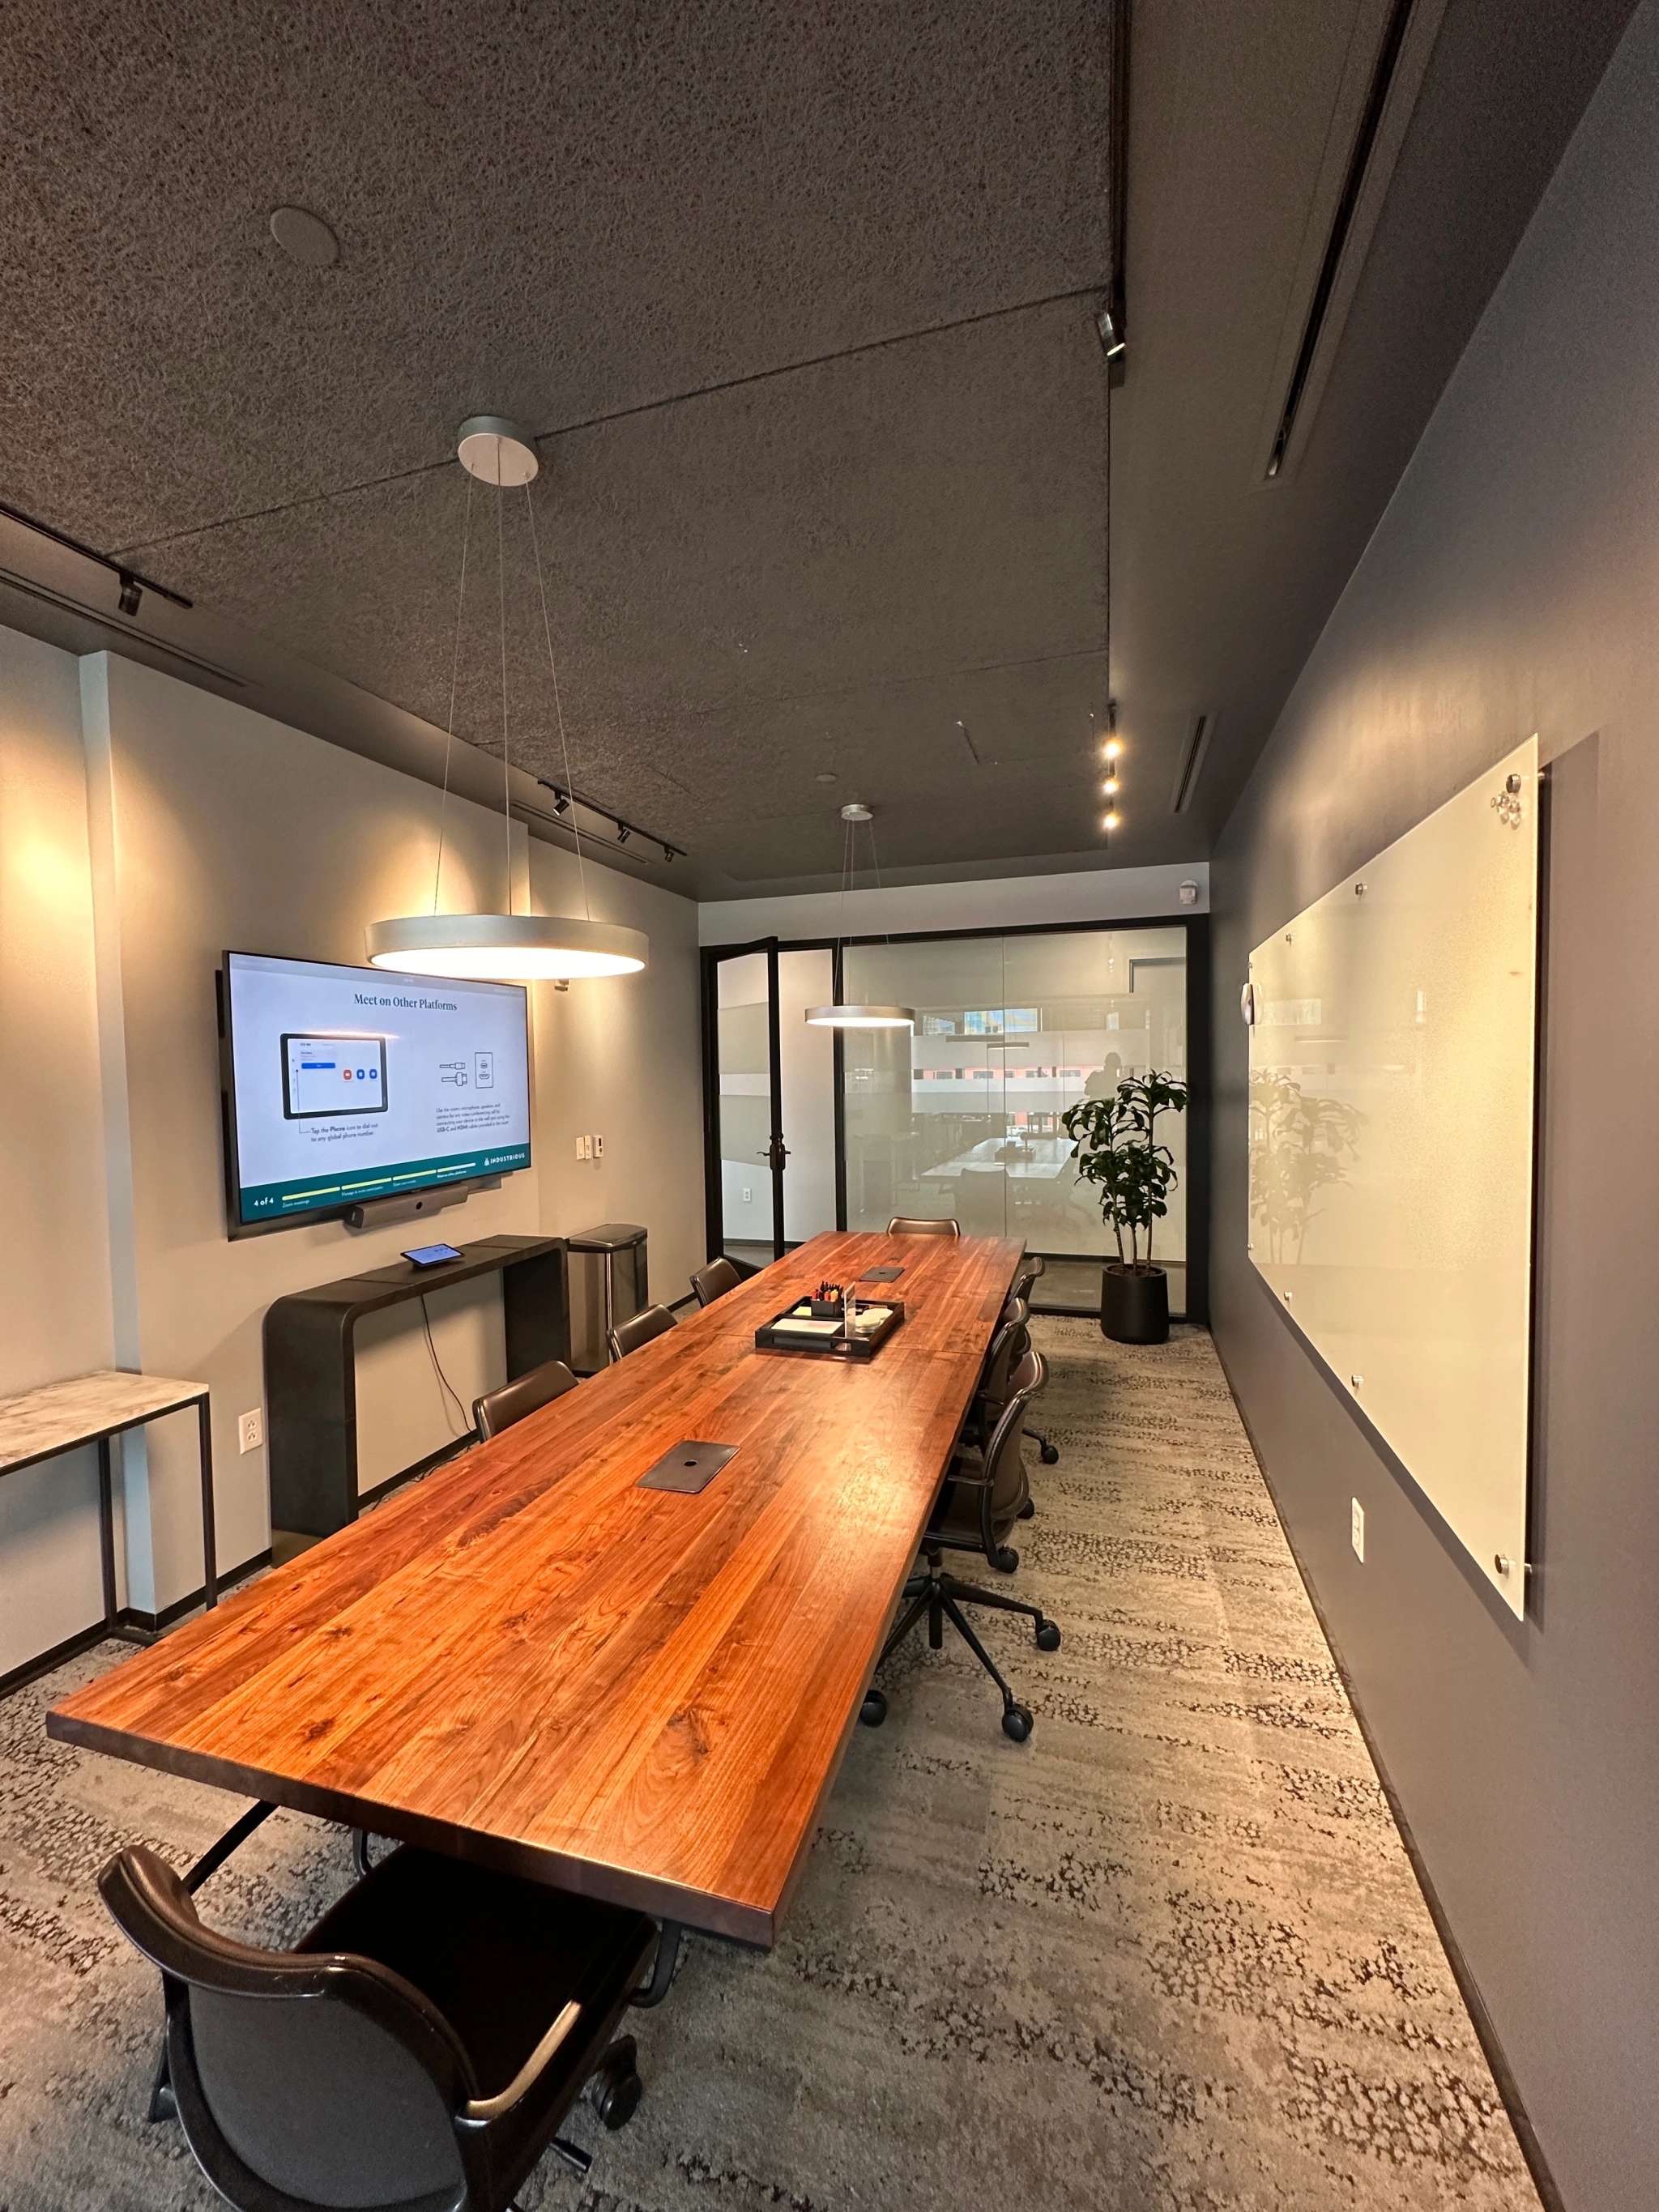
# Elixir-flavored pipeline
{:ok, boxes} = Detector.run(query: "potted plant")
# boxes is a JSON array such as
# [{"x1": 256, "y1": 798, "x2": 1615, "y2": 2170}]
[{"x1": 1061, "y1": 1070, "x2": 1190, "y2": 1344}]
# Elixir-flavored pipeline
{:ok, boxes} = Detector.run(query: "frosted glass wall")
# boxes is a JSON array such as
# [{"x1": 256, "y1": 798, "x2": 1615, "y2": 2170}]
[{"x1": 842, "y1": 927, "x2": 1188, "y2": 1259}]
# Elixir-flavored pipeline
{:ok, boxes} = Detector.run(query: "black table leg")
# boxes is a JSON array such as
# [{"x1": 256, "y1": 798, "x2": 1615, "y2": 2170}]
[
  {"x1": 197, "y1": 1396, "x2": 218, "y2": 1609},
  {"x1": 96, "y1": 1435, "x2": 118, "y2": 1630}
]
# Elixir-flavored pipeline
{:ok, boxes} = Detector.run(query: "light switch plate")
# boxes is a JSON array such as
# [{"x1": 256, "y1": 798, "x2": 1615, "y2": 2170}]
[
  {"x1": 1350, "y1": 1498, "x2": 1365, "y2": 1562},
  {"x1": 239, "y1": 1409, "x2": 263, "y2": 1455},
  {"x1": 592, "y1": 1133, "x2": 603, "y2": 1159}
]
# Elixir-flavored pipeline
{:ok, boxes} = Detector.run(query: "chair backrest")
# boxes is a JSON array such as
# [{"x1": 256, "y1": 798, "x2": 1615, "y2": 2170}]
[
  {"x1": 100, "y1": 1846, "x2": 470, "y2": 2212},
  {"x1": 608, "y1": 1302, "x2": 677, "y2": 1361},
  {"x1": 1009, "y1": 1344, "x2": 1043, "y2": 1398},
  {"x1": 886, "y1": 1216, "x2": 960, "y2": 1238},
  {"x1": 689, "y1": 1257, "x2": 741, "y2": 1307},
  {"x1": 472, "y1": 1357, "x2": 579, "y2": 1441},
  {"x1": 976, "y1": 1315, "x2": 1022, "y2": 1413},
  {"x1": 982, "y1": 1388, "x2": 1034, "y2": 1530}
]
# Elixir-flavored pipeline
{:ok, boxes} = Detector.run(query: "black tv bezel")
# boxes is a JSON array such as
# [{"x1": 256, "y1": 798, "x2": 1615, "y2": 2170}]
[{"x1": 217, "y1": 948, "x2": 532, "y2": 1241}]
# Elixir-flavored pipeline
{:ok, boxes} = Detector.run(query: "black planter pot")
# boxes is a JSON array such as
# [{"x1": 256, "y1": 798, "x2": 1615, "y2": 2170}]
[{"x1": 1101, "y1": 1264, "x2": 1169, "y2": 1345}]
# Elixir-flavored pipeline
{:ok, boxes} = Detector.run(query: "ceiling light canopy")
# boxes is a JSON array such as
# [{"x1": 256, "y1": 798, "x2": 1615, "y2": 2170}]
[
  {"x1": 366, "y1": 913, "x2": 646, "y2": 981},
  {"x1": 368, "y1": 419, "x2": 647, "y2": 987},
  {"x1": 804, "y1": 802, "x2": 915, "y2": 1031}
]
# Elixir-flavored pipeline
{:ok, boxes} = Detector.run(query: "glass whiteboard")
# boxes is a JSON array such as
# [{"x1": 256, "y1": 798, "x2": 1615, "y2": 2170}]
[{"x1": 1246, "y1": 736, "x2": 1539, "y2": 1616}]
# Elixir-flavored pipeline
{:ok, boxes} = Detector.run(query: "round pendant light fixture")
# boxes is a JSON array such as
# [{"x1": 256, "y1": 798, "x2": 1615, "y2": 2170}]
[
  {"x1": 804, "y1": 803, "x2": 915, "y2": 1030},
  {"x1": 366, "y1": 912, "x2": 646, "y2": 979},
  {"x1": 366, "y1": 418, "x2": 650, "y2": 984}
]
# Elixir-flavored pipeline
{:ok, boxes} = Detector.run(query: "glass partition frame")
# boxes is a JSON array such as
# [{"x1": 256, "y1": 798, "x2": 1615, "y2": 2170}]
[{"x1": 701, "y1": 917, "x2": 1209, "y2": 1319}]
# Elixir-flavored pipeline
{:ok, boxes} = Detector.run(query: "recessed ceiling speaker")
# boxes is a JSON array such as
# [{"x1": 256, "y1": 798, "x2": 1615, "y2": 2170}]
[{"x1": 269, "y1": 206, "x2": 339, "y2": 267}]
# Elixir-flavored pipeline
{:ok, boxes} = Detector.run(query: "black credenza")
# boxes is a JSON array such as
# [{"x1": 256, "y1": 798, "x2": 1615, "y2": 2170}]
[{"x1": 263, "y1": 1234, "x2": 568, "y2": 1555}]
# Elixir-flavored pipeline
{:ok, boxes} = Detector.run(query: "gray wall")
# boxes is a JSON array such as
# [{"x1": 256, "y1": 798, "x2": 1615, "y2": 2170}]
[{"x1": 1209, "y1": 10, "x2": 1659, "y2": 2207}]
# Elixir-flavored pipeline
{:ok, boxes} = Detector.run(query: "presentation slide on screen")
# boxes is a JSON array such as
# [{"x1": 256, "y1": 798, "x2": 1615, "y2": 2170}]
[{"x1": 227, "y1": 953, "x2": 531, "y2": 1223}]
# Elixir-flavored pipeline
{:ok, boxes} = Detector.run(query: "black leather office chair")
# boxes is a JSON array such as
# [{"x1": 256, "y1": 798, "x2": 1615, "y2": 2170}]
[
  {"x1": 861, "y1": 1389, "x2": 1060, "y2": 1743},
  {"x1": 473, "y1": 1359, "x2": 579, "y2": 1441},
  {"x1": 689, "y1": 1257, "x2": 741, "y2": 1307},
  {"x1": 608, "y1": 1303, "x2": 677, "y2": 1361},
  {"x1": 997, "y1": 1295, "x2": 1059, "y2": 1468},
  {"x1": 886, "y1": 1216, "x2": 960, "y2": 1237},
  {"x1": 100, "y1": 1839, "x2": 660, "y2": 2211}
]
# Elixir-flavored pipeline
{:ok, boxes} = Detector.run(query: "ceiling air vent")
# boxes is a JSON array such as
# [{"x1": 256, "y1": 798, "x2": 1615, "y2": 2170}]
[
  {"x1": 1170, "y1": 714, "x2": 1213, "y2": 814},
  {"x1": 1256, "y1": 0, "x2": 1449, "y2": 484}
]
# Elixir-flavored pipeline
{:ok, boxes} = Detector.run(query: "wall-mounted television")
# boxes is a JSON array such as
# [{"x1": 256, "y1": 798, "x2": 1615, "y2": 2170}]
[{"x1": 220, "y1": 951, "x2": 531, "y2": 1237}]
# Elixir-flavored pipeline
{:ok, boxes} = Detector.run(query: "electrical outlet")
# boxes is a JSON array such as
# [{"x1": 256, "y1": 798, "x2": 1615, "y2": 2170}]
[
  {"x1": 238, "y1": 1409, "x2": 263, "y2": 1455},
  {"x1": 742, "y1": 1186, "x2": 752, "y2": 1203},
  {"x1": 1350, "y1": 1498, "x2": 1365, "y2": 1562}
]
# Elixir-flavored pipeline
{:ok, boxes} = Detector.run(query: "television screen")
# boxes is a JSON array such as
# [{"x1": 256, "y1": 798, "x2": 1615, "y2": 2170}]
[{"x1": 221, "y1": 951, "x2": 531, "y2": 1234}]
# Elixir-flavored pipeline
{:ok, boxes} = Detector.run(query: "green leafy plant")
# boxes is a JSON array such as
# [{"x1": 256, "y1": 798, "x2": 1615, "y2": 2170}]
[{"x1": 1062, "y1": 1069, "x2": 1190, "y2": 1272}]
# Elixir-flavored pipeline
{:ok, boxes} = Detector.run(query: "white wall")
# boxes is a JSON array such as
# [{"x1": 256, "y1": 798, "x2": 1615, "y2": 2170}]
[
  {"x1": 698, "y1": 859, "x2": 1208, "y2": 944},
  {"x1": 0, "y1": 629, "x2": 115, "y2": 1677},
  {"x1": 0, "y1": 637, "x2": 706, "y2": 1665},
  {"x1": 528, "y1": 837, "x2": 706, "y2": 1362}
]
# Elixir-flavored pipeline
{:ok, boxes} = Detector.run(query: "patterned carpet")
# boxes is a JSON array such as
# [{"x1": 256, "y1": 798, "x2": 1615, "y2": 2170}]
[{"x1": 0, "y1": 1323, "x2": 1537, "y2": 2212}]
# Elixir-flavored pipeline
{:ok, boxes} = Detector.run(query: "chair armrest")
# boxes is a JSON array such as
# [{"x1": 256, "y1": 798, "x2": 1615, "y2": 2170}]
[
  {"x1": 945, "y1": 1461, "x2": 993, "y2": 1488},
  {"x1": 461, "y1": 1999, "x2": 581, "y2": 2123}
]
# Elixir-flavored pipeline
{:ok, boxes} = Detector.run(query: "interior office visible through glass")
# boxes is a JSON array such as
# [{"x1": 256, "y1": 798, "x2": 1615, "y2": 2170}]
[{"x1": 841, "y1": 927, "x2": 1188, "y2": 1312}]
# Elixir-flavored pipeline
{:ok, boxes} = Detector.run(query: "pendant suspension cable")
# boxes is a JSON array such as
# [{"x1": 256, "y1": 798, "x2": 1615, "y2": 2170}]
[
  {"x1": 431, "y1": 471, "x2": 476, "y2": 913},
  {"x1": 497, "y1": 442, "x2": 513, "y2": 913},
  {"x1": 523, "y1": 478, "x2": 591, "y2": 921}
]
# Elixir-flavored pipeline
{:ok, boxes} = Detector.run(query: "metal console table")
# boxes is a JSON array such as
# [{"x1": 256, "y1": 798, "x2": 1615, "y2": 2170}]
[
  {"x1": 262, "y1": 1234, "x2": 568, "y2": 1555},
  {"x1": 0, "y1": 1371, "x2": 216, "y2": 1642}
]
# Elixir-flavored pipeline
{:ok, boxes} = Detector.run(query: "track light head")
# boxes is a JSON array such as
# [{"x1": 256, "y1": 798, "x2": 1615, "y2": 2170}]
[{"x1": 117, "y1": 573, "x2": 142, "y2": 617}]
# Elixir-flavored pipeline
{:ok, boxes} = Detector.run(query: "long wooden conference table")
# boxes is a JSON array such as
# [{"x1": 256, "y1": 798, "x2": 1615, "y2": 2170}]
[{"x1": 49, "y1": 1230, "x2": 1022, "y2": 1948}]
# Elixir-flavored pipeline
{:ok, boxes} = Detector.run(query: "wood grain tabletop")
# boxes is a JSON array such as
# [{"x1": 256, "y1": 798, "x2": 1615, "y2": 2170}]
[{"x1": 49, "y1": 1230, "x2": 1021, "y2": 1945}]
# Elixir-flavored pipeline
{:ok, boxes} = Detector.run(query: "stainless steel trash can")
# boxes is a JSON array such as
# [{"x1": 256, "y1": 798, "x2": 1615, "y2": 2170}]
[{"x1": 567, "y1": 1223, "x2": 650, "y2": 1371}]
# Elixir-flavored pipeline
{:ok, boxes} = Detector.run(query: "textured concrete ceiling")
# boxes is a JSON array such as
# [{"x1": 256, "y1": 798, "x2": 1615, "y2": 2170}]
[{"x1": 0, "y1": 0, "x2": 1639, "y2": 895}]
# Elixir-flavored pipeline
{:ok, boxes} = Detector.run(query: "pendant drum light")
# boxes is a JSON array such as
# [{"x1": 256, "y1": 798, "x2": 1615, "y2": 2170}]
[
  {"x1": 366, "y1": 417, "x2": 648, "y2": 982},
  {"x1": 804, "y1": 803, "x2": 915, "y2": 1029}
]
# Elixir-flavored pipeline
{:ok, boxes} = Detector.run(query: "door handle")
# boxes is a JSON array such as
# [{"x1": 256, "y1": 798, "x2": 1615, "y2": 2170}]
[{"x1": 761, "y1": 1136, "x2": 790, "y2": 1170}]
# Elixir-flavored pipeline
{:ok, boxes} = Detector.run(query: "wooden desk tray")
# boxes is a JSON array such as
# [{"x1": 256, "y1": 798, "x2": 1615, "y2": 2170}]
[{"x1": 755, "y1": 1298, "x2": 906, "y2": 1361}]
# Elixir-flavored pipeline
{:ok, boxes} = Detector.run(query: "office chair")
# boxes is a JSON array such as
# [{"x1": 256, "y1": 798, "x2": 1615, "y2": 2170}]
[
  {"x1": 689, "y1": 1257, "x2": 741, "y2": 1307},
  {"x1": 473, "y1": 1359, "x2": 579, "y2": 1442},
  {"x1": 1010, "y1": 1252, "x2": 1046, "y2": 1300},
  {"x1": 608, "y1": 1303, "x2": 677, "y2": 1361},
  {"x1": 1000, "y1": 1294, "x2": 1059, "y2": 1468},
  {"x1": 860, "y1": 1388, "x2": 1060, "y2": 1743},
  {"x1": 100, "y1": 1839, "x2": 660, "y2": 2211},
  {"x1": 886, "y1": 1216, "x2": 960, "y2": 1237}
]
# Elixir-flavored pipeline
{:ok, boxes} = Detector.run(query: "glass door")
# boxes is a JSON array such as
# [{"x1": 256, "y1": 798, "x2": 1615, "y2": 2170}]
[
  {"x1": 710, "y1": 940, "x2": 785, "y2": 1265},
  {"x1": 705, "y1": 940, "x2": 840, "y2": 1268}
]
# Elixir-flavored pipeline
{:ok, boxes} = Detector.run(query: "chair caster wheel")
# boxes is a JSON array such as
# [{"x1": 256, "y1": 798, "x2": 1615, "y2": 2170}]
[
  {"x1": 592, "y1": 2036, "x2": 642, "y2": 2129},
  {"x1": 1017, "y1": 1498, "x2": 1035, "y2": 1519},
  {"x1": 1039, "y1": 1443, "x2": 1060, "y2": 1464},
  {"x1": 1035, "y1": 1620, "x2": 1060, "y2": 1651},
  {"x1": 859, "y1": 1689, "x2": 888, "y2": 1727},
  {"x1": 993, "y1": 1545, "x2": 1020, "y2": 1574},
  {"x1": 1002, "y1": 1703, "x2": 1033, "y2": 1742}
]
